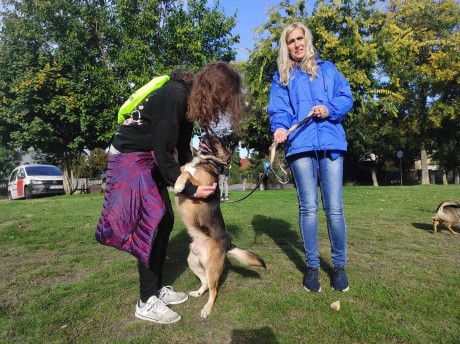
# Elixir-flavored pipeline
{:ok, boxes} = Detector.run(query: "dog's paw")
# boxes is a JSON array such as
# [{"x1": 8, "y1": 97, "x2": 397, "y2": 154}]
[
  {"x1": 174, "y1": 181, "x2": 186, "y2": 194},
  {"x1": 189, "y1": 290, "x2": 202, "y2": 297},
  {"x1": 200, "y1": 308, "x2": 210, "y2": 318}
]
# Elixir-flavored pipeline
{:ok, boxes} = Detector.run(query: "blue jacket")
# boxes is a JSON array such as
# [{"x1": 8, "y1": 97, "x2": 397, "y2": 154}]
[{"x1": 268, "y1": 59, "x2": 353, "y2": 158}]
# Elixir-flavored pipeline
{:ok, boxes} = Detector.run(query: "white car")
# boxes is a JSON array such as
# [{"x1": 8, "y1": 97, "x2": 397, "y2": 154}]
[{"x1": 8, "y1": 164, "x2": 65, "y2": 200}]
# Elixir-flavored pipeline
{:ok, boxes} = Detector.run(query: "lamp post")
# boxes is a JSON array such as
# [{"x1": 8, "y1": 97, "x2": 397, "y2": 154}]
[{"x1": 396, "y1": 150, "x2": 404, "y2": 186}]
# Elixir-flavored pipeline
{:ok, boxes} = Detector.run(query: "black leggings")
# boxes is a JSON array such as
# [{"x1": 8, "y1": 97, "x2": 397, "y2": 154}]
[{"x1": 138, "y1": 186, "x2": 174, "y2": 303}]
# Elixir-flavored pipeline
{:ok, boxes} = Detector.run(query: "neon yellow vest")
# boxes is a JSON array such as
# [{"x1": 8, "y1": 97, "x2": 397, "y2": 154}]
[{"x1": 117, "y1": 75, "x2": 170, "y2": 124}]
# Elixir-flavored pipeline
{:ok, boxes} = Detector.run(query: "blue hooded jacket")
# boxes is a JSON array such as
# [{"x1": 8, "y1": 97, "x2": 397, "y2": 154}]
[{"x1": 268, "y1": 59, "x2": 353, "y2": 158}]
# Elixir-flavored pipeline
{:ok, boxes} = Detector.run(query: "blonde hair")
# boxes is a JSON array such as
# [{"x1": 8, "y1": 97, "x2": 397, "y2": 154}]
[{"x1": 277, "y1": 22, "x2": 318, "y2": 85}]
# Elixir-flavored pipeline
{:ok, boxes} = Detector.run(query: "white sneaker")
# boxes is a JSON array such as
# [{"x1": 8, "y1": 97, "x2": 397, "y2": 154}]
[
  {"x1": 158, "y1": 286, "x2": 188, "y2": 305},
  {"x1": 135, "y1": 296, "x2": 181, "y2": 324}
]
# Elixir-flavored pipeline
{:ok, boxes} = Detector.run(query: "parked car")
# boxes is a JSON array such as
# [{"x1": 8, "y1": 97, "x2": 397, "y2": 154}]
[{"x1": 8, "y1": 164, "x2": 65, "y2": 200}]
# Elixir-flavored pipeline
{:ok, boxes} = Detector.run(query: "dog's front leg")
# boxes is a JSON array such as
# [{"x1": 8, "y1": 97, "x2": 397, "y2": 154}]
[
  {"x1": 433, "y1": 219, "x2": 439, "y2": 234},
  {"x1": 174, "y1": 172, "x2": 192, "y2": 194}
]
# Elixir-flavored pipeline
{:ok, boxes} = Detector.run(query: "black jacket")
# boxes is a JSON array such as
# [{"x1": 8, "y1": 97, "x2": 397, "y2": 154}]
[{"x1": 112, "y1": 80, "x2": 197, "y2": 196}]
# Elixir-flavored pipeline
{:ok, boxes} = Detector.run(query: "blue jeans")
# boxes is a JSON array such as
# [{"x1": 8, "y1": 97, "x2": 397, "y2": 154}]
[{"x1": 288, "y1": 152, "x2": 347, "y2": 269}]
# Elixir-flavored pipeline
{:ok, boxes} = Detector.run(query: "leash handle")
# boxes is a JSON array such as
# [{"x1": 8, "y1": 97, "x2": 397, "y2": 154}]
[
  {"x1": 269, "y1": 110, "x2": 314, "y2": 164},
  {"x1": 225, "y1": 110, "x2": 315, "y2": 204}
]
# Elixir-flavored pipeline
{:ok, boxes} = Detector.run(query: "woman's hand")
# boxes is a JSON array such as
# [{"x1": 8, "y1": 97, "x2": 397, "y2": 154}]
[
  {"x1": 312, "y1": 105, "x2": 329, "y2": 119},
  {"x1": 274, "y1": 128, "x2": 288, "y2": 144},
  {"x1": 194, "y1": 183, "x2": 217, "y2": 198}
]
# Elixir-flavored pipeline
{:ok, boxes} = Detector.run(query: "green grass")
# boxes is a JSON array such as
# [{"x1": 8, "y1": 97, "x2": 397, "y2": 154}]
[{"x1": 1, "y1": 185, "x2": 459, "y2": 344}]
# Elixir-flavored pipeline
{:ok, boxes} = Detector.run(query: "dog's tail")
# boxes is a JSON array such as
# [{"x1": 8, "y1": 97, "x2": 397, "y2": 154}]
[{"x1": 227, "y1": 245, "x2": 266, "y2": 269}]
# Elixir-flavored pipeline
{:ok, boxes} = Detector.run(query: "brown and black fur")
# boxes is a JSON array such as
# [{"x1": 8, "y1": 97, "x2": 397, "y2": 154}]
[
  {"x1": 433, "y1": 200, "x2": 460, "y2": 235},
  {"x1": 174, "y1": 135, "x2": 266, "y2": 318}
]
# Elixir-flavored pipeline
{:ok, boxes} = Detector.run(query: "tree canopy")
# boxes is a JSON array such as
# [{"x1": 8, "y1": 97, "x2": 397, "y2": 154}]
[
  {"x1": 241, "y1": 0, "x2": 460, "y2": 185},
  {"x1": 0, "y1": 0, "x2": 238, "y2": 191},
  {"x1": 1, "y1": 0, "x2": 459, "y2": 187}
]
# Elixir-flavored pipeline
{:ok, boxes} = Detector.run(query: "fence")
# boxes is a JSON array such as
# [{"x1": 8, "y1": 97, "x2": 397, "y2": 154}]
[{"x1": 73, "y1": 178, "x2": 104, "y2": 194}]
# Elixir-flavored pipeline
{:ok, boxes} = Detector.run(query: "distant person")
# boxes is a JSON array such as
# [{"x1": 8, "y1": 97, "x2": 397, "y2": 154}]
[
  {"x1": 262, "y1": 173, "x2": 269, "y2": 190},
  {"x1": 268, "y1": 22, "x2": 353, "y2": 292},
  {"x1": 96, "y1": 62, "x2": 245, "y2": 324},
  {"x1": 219, "y1": 165, "x2": 230, "y2": 201}
]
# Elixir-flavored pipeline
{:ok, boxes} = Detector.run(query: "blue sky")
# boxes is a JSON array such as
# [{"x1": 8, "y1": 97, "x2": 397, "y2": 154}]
[
  {"x1": 215, "y1": 0, "x2": 291, "y2": 61},
  {"x1": 200, "y1": 1, "x2": 297, "y2": 157}
]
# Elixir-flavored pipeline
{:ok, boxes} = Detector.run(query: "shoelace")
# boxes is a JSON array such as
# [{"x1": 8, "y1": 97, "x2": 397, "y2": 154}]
[
  {"x1": 158, "y1": 286, "x2": 175, "y2": 299},
  {"x1": 146, "y1": 298, "x2": 168, "y2": 313}
]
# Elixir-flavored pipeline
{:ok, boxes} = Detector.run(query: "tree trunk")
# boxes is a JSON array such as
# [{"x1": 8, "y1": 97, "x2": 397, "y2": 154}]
[
  {"x1": 455, "y1": 168, "x2": 460, "y2": 184},
  {"x1": 442, "y1": 170, "x2": 448, "y2": 185},
  {"x1": 63, "y1": 166, "x2": 73, "y2": 195},
  {"x1": 371, "y1": 166, "x2": 379, "y2": 186},
  {"x1": 420, "y1": 148, "x2": 430, "y2": 185},
  {"x1": 62, "y1": 155, "x2": 78, "y2": 195}
]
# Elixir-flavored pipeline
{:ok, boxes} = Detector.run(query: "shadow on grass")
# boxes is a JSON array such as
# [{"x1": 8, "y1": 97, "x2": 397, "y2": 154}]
[
  {"x1": 251, "y1": 214, "x2": 334, "y2": 279},
  {"x1": 251, "y1": 214, "x2": 304, "y2": 273},
  {"x1": 231, "y1": 326, "x2": 278, "y2": 344},
  {"x1": 162, "y1": 228, "x2": 190, "y2": 285},
  {"x1": 164, "y1": 223, "x2": 264, "y2": 287},
  {"x1": 412, "y1": 222, "x2": 435, "y2": 233},
  {"x1": 413, "y1": 222, "x2": 460, "y2": 236}
]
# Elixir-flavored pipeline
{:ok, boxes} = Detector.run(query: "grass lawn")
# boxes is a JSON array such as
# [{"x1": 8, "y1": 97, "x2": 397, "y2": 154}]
[{"x1": 0, "y1": 185, "x2": 459, "y2": 343}]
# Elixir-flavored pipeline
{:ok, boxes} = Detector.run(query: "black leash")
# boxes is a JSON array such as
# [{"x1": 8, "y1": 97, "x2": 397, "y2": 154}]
[
  {"x1": 223, "y1": 110, "x2": 315, "y2": 204},
  {"x1": 224, "y1": 169, "x2": 269, "y2": 204}
]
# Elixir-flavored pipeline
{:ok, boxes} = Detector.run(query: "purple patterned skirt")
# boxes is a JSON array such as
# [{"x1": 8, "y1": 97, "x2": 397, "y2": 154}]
[{"x1": 95, "y1": 151, "x2": 166, "y2": 266}]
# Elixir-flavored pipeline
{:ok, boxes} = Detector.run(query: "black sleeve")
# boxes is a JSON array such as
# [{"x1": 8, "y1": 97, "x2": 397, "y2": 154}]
[
  {"x1": 151, "y1": 119, "x2": 182, "y2": 188},
  {"x1": 150, "y1": 84, "x2": 194, "y2": 193}
]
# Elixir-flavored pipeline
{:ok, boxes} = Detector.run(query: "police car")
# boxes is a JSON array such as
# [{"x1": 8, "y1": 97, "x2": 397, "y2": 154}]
[{"x1": 7, "y1": 164, "x2": 65, "y2": 200}]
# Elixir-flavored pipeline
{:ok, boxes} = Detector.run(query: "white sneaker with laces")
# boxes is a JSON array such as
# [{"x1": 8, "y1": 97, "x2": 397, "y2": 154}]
[
  {"x1": 158, "y1": 286, "x2": 188, "y2": 305},
  {"x1": 135, "y1": 295, "x2": 181, "y2": 324}
]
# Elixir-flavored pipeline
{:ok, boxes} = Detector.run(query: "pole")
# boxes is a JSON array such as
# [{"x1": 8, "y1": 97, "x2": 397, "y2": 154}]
[{"x1": 399, "y1": 158, "x2": 402, "y2": 186}]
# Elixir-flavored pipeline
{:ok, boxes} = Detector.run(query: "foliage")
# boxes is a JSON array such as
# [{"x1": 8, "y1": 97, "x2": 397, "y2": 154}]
[
  {"x1": 241, "y1": 0, "x2": 301, "y2": 153},
  {"x1": 0, "y1": 0, "x2": 239, "y2": 192},
  {"x1": 77, "y1": 148, "x2": 109, "y2": 178},
  {"x1": 0, "y1": 147, "x2": 21, "y2": 180},
  {"x1": 375, "y1": 0, "x2": 460, "y2": 183},
  {"x1": 1, "y1": 186, "x2": 459, "y2": 343},
  {"x1": 242, "y1": 0, "x2": 460, "y2": 185},
  {"x1": 242, "y1": 0, "x2": 390, "y2": 184}
]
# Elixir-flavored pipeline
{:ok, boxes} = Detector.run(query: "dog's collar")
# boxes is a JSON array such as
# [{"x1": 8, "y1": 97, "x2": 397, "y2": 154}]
[{"x1": 206, "y1": 158, "x2": 223, "y2": 172}]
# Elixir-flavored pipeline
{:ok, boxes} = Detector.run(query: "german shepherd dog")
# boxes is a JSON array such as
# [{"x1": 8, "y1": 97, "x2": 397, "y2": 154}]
[{"x1": 174, "y1": 135, "x2": 266, "y2": 318}]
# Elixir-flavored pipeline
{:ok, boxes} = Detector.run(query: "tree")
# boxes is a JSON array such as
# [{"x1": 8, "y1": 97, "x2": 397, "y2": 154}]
[
  {"x1": 243, "y1": 0, "x2": 390, "y2": 185},
  {"x1": 0, "y1": 0, "x2": 239, "y2": 193},
  {"x1": 242, "y1": 0, "x2": 301, "y2": 153},
  {"x1": 376, "y1": 0, "x2": 460, "y2": 184},
  {"x1": 77, "y1": 148, "x2": 109, "y2": 179},
  {"x1": 0, "y1": 147, "x2": 21, "y2": 180}
]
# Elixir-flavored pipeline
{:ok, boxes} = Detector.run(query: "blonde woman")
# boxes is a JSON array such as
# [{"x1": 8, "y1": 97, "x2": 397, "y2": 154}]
[{"x1": 268, "y1": 22, "x2": 353, "y2": 292}]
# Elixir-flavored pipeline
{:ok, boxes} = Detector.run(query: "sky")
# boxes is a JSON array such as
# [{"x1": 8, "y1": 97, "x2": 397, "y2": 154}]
[
  {"x1": 198, "y1": 1, "x2": 297, "y2": 156},
  {"x1": 214, "y1": 0, "x2": 286, "y2": 62}
]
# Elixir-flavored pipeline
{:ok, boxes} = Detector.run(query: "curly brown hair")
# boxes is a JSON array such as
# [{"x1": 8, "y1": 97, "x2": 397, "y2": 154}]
[{"x1": 187, "y1": 62, "x2": 245, "y2": 135}]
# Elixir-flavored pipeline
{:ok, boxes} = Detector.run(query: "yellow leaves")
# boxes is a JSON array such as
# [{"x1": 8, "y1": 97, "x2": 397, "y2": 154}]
[
  {"x1": 375, "y1": 89, "x2": 405, "y2": 102},
  {"x1": 19, "y1": 80, "x2": 32, "y2": 89}
]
